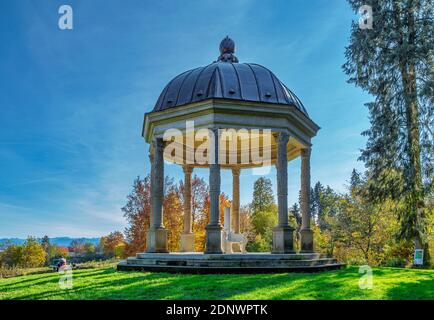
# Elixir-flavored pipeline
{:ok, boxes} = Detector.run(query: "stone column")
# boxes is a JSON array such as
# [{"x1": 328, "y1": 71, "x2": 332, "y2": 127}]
[
  {"x1": 148, "y1": 151, "x2": 154, "y2": 229},
  {"x1": 272, "y1": 132, "x2": 295, "y2": 253},
  {"x1": 180, "y1": 165, "x2": 195, "y2": 252},
  {"x1": 146, "y1": 137, "x2": 168, "y2": 253},
  {"x1": 231, "y1": 167, "x2": 240, "y2": 234},
  {"x1": 205, "y1": 128, "x2": 223, "y2": 254},
  {"x1": 300, "y1": 148, "x2": 314, "y2": 253}
]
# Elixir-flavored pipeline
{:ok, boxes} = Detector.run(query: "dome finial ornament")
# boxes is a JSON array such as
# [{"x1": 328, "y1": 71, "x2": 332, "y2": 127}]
[{"x1": 217, "y1": 36, "x2": 239, "y2": 63}]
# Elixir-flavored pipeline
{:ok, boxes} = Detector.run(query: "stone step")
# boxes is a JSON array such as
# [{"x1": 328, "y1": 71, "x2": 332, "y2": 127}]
[
  {"x1": 126, "y1": 257, "x2": 338, "y2": 268},
  {"x1": 135, "y1": 252, "x2": 323, "y2": 260},
  {"x1": 117, "y1": 260, "x2": 345, "y2": 274}
]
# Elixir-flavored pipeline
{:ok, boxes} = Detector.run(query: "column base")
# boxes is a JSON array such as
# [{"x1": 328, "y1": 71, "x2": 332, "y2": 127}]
[
  {"x1": 300, "y1": 228, "x2": 314, "y2": 253},
  {"x1": 272, "y1": 226, "x2": 295, "y2": 254},
  {"x1": 146, "y1": 227, "x2": 169, "y2": 253},
  {"x1": 205, "y1": 225, "x2": 223, "y2": 254},
  {"x1": 180, "y1": 233, "x2": 195, "y2": 252}
]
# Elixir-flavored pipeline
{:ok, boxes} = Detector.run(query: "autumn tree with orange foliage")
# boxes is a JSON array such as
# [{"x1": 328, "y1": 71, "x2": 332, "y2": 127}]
[
  {"x1": 122, "y1": 176, "x2": 151, "y2": 256},
  {"x1": 163, "y1": 178, "x2": 183, "y2": 251},
  {"x1": 194, "y1": 191, "x2": 229, "y2": 252},
  {"x1": 180, "y1": 175, "x2": 209, "y2": 251},
  {"x1": 100, "y1": 231, "x2": 125, "y2": 258},
  {"x1": 122, "y1": 174, "x2": 229, "y2": 253}
]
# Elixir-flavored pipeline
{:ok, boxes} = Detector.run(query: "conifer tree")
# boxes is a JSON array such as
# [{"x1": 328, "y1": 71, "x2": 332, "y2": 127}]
[
  {"x1": 251, "y1": 177, "x2": 275, "y2": 214},
  {"x1": 343, "y1": 0, "x2": 433, "y2": 265}
]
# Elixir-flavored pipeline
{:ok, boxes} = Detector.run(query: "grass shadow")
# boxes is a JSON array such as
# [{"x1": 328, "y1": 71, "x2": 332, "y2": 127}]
[{"x1": 3, "y1": 266, "x2": 433, "y2": 300}]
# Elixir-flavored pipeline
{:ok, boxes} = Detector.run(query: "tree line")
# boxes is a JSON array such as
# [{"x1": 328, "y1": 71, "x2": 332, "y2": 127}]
[
  {"x1": 119, "y1": 168, "x2": 433, "y2": 267},
  {"x1": 0, "y1": 234, "x2": 126, "y2": 268}
]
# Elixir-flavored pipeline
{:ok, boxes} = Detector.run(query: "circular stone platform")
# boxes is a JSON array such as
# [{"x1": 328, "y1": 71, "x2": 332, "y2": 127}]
[{"x1": 117, "y1": 253, "x2": 345, "y2": 274}]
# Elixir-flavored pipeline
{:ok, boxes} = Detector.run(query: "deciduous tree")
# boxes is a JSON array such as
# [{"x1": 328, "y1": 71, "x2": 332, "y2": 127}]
[
  {"x1": 122, "y1": 176, "x2": 151, "y2": 256},
  {"x1": 100, "y1": 231, "x2": 125, "y2": 258}
]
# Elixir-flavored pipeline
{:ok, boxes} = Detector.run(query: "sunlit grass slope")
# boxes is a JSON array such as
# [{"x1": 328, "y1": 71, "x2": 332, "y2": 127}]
[{"x1": 0, "y1": 266, "x2": 432, "y2": 300}]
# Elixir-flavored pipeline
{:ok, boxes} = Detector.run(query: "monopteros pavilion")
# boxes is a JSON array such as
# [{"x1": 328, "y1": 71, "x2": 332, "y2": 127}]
[{"x1": 118, "y1": 37, "x2": 343, "y2": 273}]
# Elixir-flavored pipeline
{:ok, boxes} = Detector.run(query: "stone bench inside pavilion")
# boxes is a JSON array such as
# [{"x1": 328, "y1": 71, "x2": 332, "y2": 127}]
[{"x1": 223, "y1": 206, "x2": 247, "y2": 254}]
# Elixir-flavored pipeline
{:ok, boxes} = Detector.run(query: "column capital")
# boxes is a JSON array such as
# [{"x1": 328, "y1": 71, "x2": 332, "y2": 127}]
[
  {"x1": 209, "y1": 126, "x2": 221, "y2": 135},
  {"x1": 231, "y1": 167, "x2": 241, "y2": 176},
  {"x1": 152, "y1": 137, "x2": 164, "y2": 152},
  {"x1": 300, "y1": 147, "x2": 311, "y2": 158},
  {"x1": 182, "y1": 165, "x2": 193, "y2": 175},
  {"x1": 277, "y1": 132, "x2": 289, "y2": 145}
]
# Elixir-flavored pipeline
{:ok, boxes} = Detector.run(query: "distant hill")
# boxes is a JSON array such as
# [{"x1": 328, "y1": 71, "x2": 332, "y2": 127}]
[{"x1": 0, "y1": 237, "x2": 100, "y2": 249}]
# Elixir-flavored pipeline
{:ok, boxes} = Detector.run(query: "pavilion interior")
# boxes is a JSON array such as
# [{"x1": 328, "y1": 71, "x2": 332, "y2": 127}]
[{"x1": 154, "y1": 131, "x2": 306, "y2": 168}]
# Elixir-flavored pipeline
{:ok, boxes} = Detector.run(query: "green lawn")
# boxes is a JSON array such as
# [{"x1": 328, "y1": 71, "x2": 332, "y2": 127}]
[{"x1": 0, "y1": 266, "x2": 432, "y2": 300}]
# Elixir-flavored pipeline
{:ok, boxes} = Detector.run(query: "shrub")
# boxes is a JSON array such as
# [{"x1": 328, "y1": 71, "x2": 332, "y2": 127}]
[
  {"x1": 345, "y1": 257, "x2": 368, "y2": 266},
  {"x1": 74, "y1": 259, "x2": 118, "y2": 269},
  {"x1": 0, "y1": 266, "x2": 50, "y2": 278},
  {"x1": 247, "y1": 234, "x2": 271, "y2": 252},
  {"x1": 383, "y1": 257, "x2": 407, "y2": 268}
]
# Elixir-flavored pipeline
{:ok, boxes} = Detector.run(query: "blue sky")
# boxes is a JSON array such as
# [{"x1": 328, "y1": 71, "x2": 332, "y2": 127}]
[{"x1": 0, "y1": 0, "x2": 370, "y2": 238}]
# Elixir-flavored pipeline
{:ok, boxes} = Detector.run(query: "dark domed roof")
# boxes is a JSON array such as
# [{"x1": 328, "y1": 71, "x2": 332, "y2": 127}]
[{"x1": 153, "y1": 37, "x2": 308, "y2": 116}]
